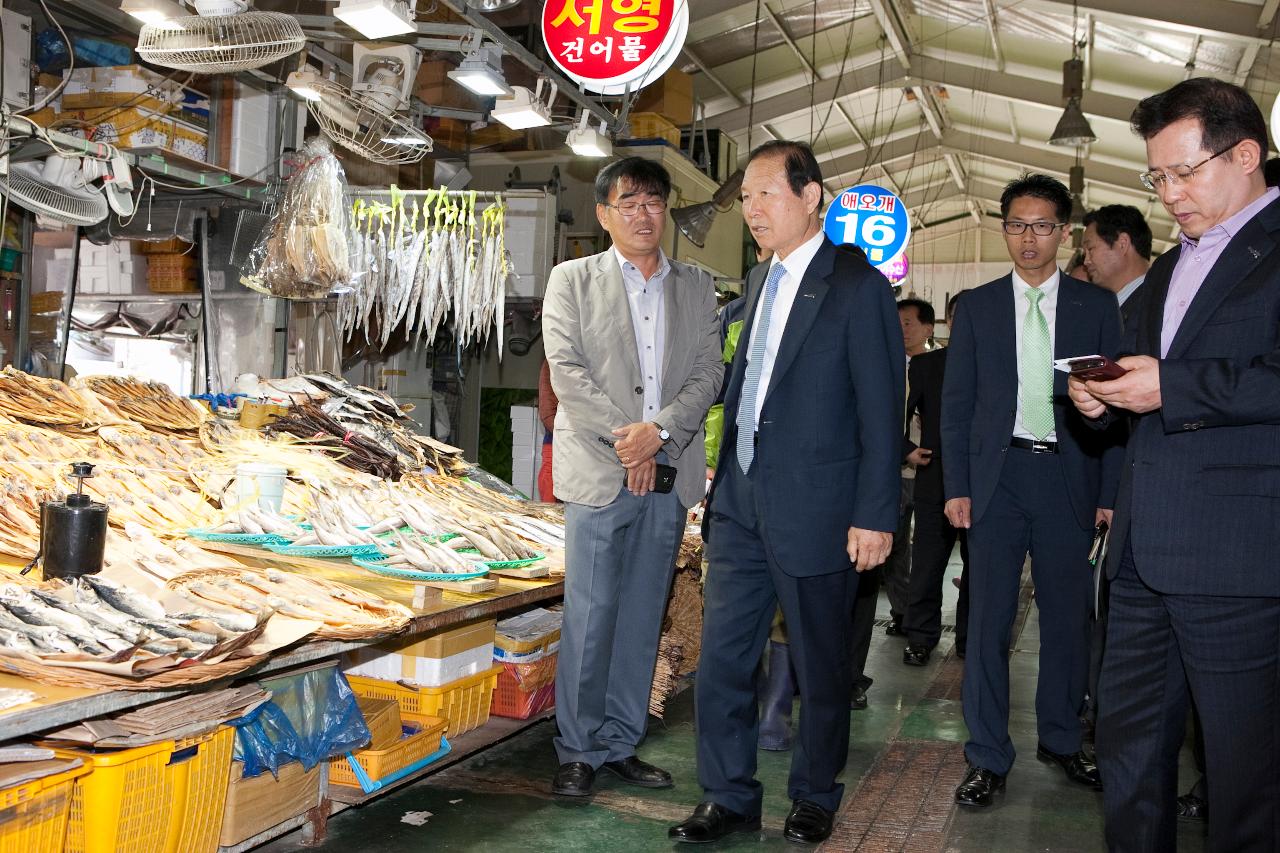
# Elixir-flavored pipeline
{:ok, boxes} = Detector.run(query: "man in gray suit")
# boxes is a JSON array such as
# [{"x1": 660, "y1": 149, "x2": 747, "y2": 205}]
[{"x1": 542, "y1": 157, "x2": 721, "y2": 798}]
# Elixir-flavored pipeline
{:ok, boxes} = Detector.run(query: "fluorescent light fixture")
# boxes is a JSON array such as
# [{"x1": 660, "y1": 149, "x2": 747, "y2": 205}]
[
  {"x1": 447, "y1": 44, "x2": 511, "y2": 97},
  {"x1": 567, "y1": 113, "x2": 611, "y2": 158},
  {"x1": 491, "y1": 80, "x2": 555, "y2": 130},
  {"x1": 286, "y1": 68, "x2": 323, "y2": 101},
  {"x1": 334, "y1": 0, "x2": 416, "y2": 40},
  {"x1": 120, "y1": 0, "x2": 187, "y2": 25},
  {"x1": 381, "y1": 134, "x2": 432, "y2": 146}
]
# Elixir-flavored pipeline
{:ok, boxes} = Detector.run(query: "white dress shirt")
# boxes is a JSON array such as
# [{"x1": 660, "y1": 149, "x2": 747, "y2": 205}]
[
  {"x1": 1117, "y1": 274, "x2": 1145, "y2": 307},
  {"x1": 741, "y1": 229, "x2": 826, "y2": 424},
  {"x1": 615, "y1": 247, "x2": 669, "y2": 422},
  {"x1": 1011, "y1": 269, "x2": 1059, "y2": 442}
]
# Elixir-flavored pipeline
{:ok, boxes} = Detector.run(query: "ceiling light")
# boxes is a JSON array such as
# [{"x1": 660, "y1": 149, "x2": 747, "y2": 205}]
[
  {"x1": 491, "y1": 80, "x2": 555, "y2": 130},
  {"x1": 286, "y1": 68, "x2": 323, "y2": 102},
  {"x1": 672, "y1": 169, "x2": 745, "y2": 248},
  {"x1": 1050, "y1": 98, "x2": 1097, "y2": 147},
  {"x1": 120, "y1": 0, "x2": 186, "y2": 25},
  {"x1": 334, "y1": 0, "x2": 417, "y2": 40},
  {"x1": 466, "y1": 0, "x2": 521, "y2": 11},
  {"x1": 381, "y1": 133, "x2": 432, "y2": 147},
  {"x1": 567, "y1": 113, "x2": 611, "y2": 158},
  {"x1": 448, "y1": 44, "x2": 511, "y2": 97}
]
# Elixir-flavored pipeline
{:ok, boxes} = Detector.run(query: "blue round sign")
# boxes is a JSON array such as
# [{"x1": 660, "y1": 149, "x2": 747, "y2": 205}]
[{"x1": 823, "y1": 184, "x2": 911, "y2": 268}]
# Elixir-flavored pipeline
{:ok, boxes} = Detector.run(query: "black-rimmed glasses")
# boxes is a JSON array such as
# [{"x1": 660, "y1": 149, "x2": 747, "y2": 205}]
[{"x1": 1001, "y1": 221, "x2": 1065, "y2": 236}]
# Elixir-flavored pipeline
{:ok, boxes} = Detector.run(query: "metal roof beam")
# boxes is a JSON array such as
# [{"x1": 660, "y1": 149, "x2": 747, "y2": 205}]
[
  {"x1": 762, "y1": 2, "x2": 820, "y2": 83},
  {"x1": 868, "y1": 0, "x2": 914, "y2": 69},
  {"x1": 1034, "y1": 0, "x2": 1275, "y2": 43},
  {"x1": 821, "y1": 129, "x2": 942, "y2": 184},
  {"x1": 981, "y1": 0, "x2": 1006, "y2": 72}
]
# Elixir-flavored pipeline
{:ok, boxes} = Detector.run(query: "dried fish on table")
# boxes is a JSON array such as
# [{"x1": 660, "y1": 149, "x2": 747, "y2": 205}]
[
  {"x1": 207, "y1": 506, "x2": 306, "y2": 540},
  {"x1": 373, "y1": 531, "x2": 489, "y2": 574},
  {"x1": 0, "y1": 367, "x2": 94, "y2": 428},
  {"x1": 266, "y1": 401, "x2": 403, "y2": 479},
  {"x1": 77, "y1": 376, "x2": 207, "y2": 433},
  {"x1": 168, "y1": 568, "x2": 411, "y2": 639}
]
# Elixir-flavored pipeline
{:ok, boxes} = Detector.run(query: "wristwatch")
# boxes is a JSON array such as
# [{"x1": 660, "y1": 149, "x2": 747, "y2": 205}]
[{"x1": 653, "y1": 422, "x2": 671, "y2": 442}]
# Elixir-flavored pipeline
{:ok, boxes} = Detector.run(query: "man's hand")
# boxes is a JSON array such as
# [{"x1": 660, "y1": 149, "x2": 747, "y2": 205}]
[
  {"x1": 906, "y1": 447, "x2": 933, "y2": 467},
  {"x1": 1068, "y1": 375, "x2": 1109, "y2": 419},
  {"x1": 1095, "y1": 507, "x2": 1113, "y2": 527},
  {"x1": 612, "y1": 422, "x2": 663, "y2": 469},
  {"x1": 626, "y1": 457, "x2": 657, "y2": 496},
  {"x1": 847, "y1": 527, "x2": 892, "y2": 572},
  {"x1": 1083, "y1": 355, "x2": 1162, "y2": 414},
  {"x1": 945, "y1": 497, "x2": 972, "y2": 529}
]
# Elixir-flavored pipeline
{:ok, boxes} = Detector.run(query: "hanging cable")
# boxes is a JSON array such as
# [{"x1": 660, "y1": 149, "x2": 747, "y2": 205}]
[{"x1": 746, "y1": 0, "x2": 764, "y2": 153}]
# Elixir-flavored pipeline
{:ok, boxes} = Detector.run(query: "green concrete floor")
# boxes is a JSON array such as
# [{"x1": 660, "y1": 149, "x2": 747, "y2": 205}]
[{"x1": 262, "y1": 558, "x2": 1210, "y2": 852}]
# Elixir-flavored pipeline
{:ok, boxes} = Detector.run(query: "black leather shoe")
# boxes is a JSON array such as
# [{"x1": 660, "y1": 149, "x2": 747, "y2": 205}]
[
  {"x1": 551, "y1": 762, "x2": 595, "y2": 797},
  {"x1": 903, "y1": 644, "x2": 931, "y2": 666},
  {"x1": 954, "y1": 765, "x2": 1006, "y2": 807},
  {"x1": 1176, "y1": 793, "x2": 1208, "y2": 821},
  {"x1": 1036, "y1": 744, "x2": 1103, "y2": 790},
  {"x1": 850, "y1": 684, "x2": 868, "y2": 710},
  {"x1": 602, "y1": 756, "x2": 673, "y2": 788},
  {"x1": 955, "y1": 644, "x2": 966, "y2": 659},
  {"x1": 783, "y1": 799, "x2": 834, "y2": 843},
  {"x1": 884, "y1": 621, "x2": 904, "y2": 637},
  {"x1": 669, "y1": 802, "x2": 761, "y2": 843}
]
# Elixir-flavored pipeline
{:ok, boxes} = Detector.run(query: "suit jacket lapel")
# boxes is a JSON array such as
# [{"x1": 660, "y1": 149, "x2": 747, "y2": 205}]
[
  {"x1": 996, "y1": 275, "x2": 1018, "y2": 392},
  {"x1": 599, "y1": 251, "x2": 642, "y2": 381},
  {"x1": 660, "y1": 262, "x2": 684, "y2": 390},
  {"x1": 762, "y1": 240, "x2": 834, "y2": 405},
  {"x1": 722, "y1": 262, "x2": 768, "y2": 418},
  {"x1": 1137, "y1": 247, "x2": 1176, "y2": 356},
  {"x1": 1167, "y1": 219, "x2": 1275, "y2": 358}
]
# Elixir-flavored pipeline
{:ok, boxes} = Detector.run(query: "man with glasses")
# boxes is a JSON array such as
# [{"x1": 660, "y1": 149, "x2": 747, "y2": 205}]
[
  {"x1": 1069, "y1": 77, "x2": 1280, "y2": 853},
  {"x1": 543, "y1": 156, "x2": 721, "y2": 798},
  {"x1": 943, "y1": 174, "x2": 1124, "y2": 808}
]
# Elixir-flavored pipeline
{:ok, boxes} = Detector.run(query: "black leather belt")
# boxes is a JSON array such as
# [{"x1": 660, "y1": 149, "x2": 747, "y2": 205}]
[{"x1": 1009, "y1": 436, "x2": 1058, "y2": 453}]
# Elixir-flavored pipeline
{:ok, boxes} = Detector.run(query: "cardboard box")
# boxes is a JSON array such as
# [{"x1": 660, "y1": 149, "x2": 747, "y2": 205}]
[
  {"x1": 633, "y1": 69, "x2": 693, "y2": 126},
  {"x1": 356, "y1": 696, "x2": 403, "y2": 751},
  {"x1": 56, "y1": 105, "x2": 208, "y2": 161},
  {"x1": 60, "y1": 64, "x2": 210, "y2": 128},
  {"x1": 219, "y1": 761, "x2": 322, "y2": 848}
]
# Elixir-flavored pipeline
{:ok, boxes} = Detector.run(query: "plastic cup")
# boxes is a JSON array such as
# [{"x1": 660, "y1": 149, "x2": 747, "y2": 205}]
[{"x1": 235, "y1": 463, "x2": 288, "y2": 512}]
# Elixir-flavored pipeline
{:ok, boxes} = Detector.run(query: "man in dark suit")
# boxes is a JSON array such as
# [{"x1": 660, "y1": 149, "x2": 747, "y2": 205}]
[
  {"x1": 1070, "y1": 77, "x2": 1280, "y2": 853},
  {"x1": 669, "y1": 140, "x2": 904, "y2": 845},
  {"x1": 942, "y1": 174, "x2": 1124, "y2": 808},
  {"x1": 902, "y1": 293, "x2": 971, "y2": 665},
  {"x1": 1082, "y1": 205, "x2": 1151, "y2": 329}
]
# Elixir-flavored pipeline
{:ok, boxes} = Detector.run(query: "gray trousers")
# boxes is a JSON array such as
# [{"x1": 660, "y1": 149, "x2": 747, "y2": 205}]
[{"x1": 554, "y1": 484, "x2": 684, "y2": 768}]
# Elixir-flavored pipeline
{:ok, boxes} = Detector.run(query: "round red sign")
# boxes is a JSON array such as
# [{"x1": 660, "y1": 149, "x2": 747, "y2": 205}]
[{"x1": 541, "y1": 0, "x2": 689, "y2": 96}]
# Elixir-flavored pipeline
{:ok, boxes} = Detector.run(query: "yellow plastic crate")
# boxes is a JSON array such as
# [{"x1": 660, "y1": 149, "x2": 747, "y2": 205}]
[
  {"x1": 347, "y1": 665, "x2": 502, "y2": 737},
  {"x1": 0, "y1": 761, "x2": 91, "y2": 853},
  {"x1": 57, "y1": 726, "x2": 235, "y2": 853},
  {"x1": 328, "y1": 717, "x2": 448, "y2": 789}
]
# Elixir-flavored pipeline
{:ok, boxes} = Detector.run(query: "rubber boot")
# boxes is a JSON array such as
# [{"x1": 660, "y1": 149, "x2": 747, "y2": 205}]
[{"x1": 758, "y1": 640, "x2": 795, "y2": 751}]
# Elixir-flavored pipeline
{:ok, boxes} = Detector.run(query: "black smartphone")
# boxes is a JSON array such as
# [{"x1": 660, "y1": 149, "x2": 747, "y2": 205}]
[{"x1": 653, "y1": 463, "x2": 677, "y2": 494}]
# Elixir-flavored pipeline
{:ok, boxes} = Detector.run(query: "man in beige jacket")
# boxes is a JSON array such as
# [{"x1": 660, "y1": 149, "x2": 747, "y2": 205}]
[{"x1": 543, "y1": 157, "x2": 721, "y2": 797}]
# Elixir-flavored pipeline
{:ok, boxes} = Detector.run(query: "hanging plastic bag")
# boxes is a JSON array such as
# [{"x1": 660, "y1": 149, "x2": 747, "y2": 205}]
[
  {"x1": 241, "y1": 136, "x2": 354, "y2": 299},
  {"x1": 229, "y1": 666, "x2": 371, "y2": 778}
]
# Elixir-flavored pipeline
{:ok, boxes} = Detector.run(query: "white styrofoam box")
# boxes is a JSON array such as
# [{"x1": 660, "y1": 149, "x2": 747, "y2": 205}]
[
  {"x1": 344, "y1": 642, "x2": 495, "y2": 688},
  {"x1": 230, "y1": 82, "x2": 272, "y2": 178}
]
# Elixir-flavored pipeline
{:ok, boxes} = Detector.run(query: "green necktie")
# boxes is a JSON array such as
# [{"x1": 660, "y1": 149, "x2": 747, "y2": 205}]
[{"x1": 1020, "y1": 288, "x2": 1054, "y2": 440}]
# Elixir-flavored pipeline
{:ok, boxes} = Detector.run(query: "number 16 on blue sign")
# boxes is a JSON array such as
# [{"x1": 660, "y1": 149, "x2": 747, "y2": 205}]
[{"x1": 823, "y1": 185, "x2": 910, "y2": 266}]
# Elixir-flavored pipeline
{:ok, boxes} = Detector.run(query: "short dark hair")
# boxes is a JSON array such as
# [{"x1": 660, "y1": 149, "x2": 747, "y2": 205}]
[
  {"x1": 1000, "y1": 173, "x2": 1072, "y2": 223},
  {"x1": 897, "y1": 297, "x2": 935, "y2": 325},
  {"x1": 1130, "y1": 77, "x2": 1269, "y2": 159},
  {"x1": 945, "y1": 291, "x2": 964, "y2": 323},
  {"x1": 1082, "y1": 204, "x2": 1153, "y2": 260},
  {"x1": 594, "y1": 157, "x2": 672, "y2": 205},
  {"x1": 1265, "y1": 157, "x2": 1280, "y2": 187},
  {"x1": 746, "y1": 140, "x2": 823, "y2": 197}
]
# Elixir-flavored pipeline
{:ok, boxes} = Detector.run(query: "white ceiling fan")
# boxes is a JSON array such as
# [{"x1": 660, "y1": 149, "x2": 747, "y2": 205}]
[
  {"x1": 137, "y1": 0, "x2": 306, "y2": 74},
  {"x1": 0, "y1": 153, "x2": 111, "y2": 227}
]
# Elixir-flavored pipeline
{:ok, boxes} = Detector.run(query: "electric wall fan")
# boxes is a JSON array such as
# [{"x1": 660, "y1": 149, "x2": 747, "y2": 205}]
[
  {"x1": 303, "y1": 44, "x2": 432, "y2": 165},
  {"x1": 137, "y1": 0, "x2": 305, "y2": 73},
  {"x1": 0, "y1": 154, "x2": 110, "y2": 227}
]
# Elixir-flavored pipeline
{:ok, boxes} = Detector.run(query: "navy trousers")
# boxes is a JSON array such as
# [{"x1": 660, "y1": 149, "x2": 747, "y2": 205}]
[
  {"x1": 962, "y1": 446, "x2": 1093, "y2": 775},
  {"x1": 696, "y1": 461, "x2": 857, "y2": 816}
]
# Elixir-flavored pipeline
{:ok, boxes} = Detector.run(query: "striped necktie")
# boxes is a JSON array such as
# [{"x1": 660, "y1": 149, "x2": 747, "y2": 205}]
[
  {"x1": 1020, "y1": 287, "x2": 1054, "y2": 440},
  {"x1": 736, "y1": 262, "x2": 787, "y2": 474}
]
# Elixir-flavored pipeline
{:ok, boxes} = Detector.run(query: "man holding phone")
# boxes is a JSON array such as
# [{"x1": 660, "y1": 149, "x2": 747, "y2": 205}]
[
  {"x1": 942, "y1": 174, "x2": 1124, "y2": 808},
  {"x1": 543, "y1": 157, "x2": 721, "y2": 798}
]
